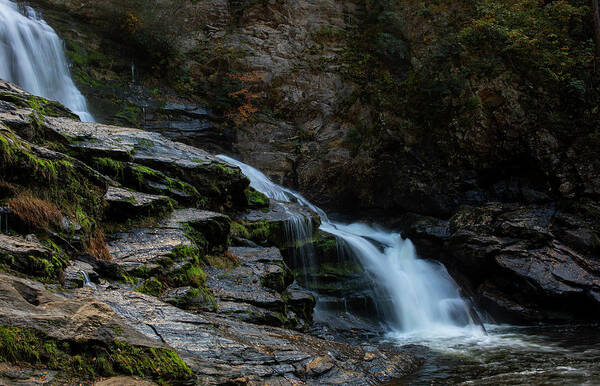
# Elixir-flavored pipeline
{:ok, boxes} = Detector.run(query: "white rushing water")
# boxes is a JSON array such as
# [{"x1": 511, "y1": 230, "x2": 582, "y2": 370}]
[
  {"x1": 217, "y1": 155, "x2": 483, "y2": 337},
  {"x1": 0, "y1": 0, "x2": 94, "y2": 121}
]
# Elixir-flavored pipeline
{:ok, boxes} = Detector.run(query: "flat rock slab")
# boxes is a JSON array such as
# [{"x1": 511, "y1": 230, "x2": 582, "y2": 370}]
[
  {"x1": 43, "y1": 117, "x2": 248, "y2": 209},
  {"x1": 0, "y1": 234, "x2": 50, "y2": 258},
  {"x1": 91, "y1": 289, "x2": 419, "y2": 384},
  {"x1": 204, "y1": 247, "x2": 315, "y2": 328},
  {"x1": 105, "y1": 186, "x2": 171, "y2": 214},
  {"x1": 205, "y1": 263, "x2": 285, "y2": 310},
  {"x1": 205, "y1": 247, "x2": 289, "y2": 311},
  {"x1": 239, "y1": 200, "x2": 320, "y2": 227},
  {"x1": 108, "y1": 209, "x2": 230, "y2": 272}
]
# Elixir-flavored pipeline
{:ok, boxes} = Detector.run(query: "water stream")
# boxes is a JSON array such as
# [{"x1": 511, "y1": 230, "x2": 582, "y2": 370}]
[
  {"x1": 219, "y1": 155, "x2": 600, "y2": 384},
  {"x1": 0, "y1": 0, "x2": 94, "y2": 121},
  {"x1": 218, "y1": 155, "x2": 479, "y2": 334}
]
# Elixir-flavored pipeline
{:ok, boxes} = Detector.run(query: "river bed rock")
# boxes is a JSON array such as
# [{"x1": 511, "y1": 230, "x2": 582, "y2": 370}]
[{"x1": 90, "y1": 287, "x2": 420, "y2": 384}]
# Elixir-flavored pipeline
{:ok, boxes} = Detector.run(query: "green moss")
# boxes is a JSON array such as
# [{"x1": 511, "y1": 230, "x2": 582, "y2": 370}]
[
  {"x1": 0, "y1": 249, "x2": 67, "y2": 282},
  {"x1": 230, "y1": 221, "x2": 250, "y2": 239},
  {"x1": 166, "y1": 286, "x2": 217, "y2": 311},
  {"x1": 128, "y1": 265, "x2": 155, "y2": 279},
  {"x1": 314, "y1": 237, "x2": 337, "y2": 252},
  {"x1": 0, "y1": 129, "x2": 105, "y2": 235},
  {"x1": 245, "y1": 188, "x2": 270, "y2": 209},
  {"x1": 168, "y1": 244, "x2": 202, "y2": 263},
  {"x1": 0, "y1": 326, "x2": 192, "y2": 382},
  {"x1": 136, "y1": 278, "x2": 163, "y2": 297},
  {"x1": 0, "y1": 92, "x2": 77, "y2": 119},
  {"x1": 115, "y1": 104, "x2": 143, "y2": 128},
  {"x1": 92, "y1": 157, "x2": 125, "y2": 179},
  {"x1": 318, "y1": 262, "x2": 364, "y2": 276}
]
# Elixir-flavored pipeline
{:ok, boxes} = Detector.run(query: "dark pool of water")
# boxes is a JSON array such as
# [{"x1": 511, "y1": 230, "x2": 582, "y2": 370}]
[{"x1": 389, "y1": 324, "x2": 600, "y2": 385}]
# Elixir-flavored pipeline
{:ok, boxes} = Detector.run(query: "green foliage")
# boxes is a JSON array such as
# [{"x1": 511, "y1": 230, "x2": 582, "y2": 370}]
[
  {"x1": 0, "y1": 129, "x2": 105, "y2": 234},
  {"x1": 339, "y1": 0, "x2": 598, "y2": 160}
]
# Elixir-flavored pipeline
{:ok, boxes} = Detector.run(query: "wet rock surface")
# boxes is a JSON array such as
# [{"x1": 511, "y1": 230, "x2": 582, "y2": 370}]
[
  {"x1": 42, "y1": 115, "x2": 248, "y2": 210},
  {"x1": 108, "y1": 208, "x2": 230, "y2": 272},
  {"x1": 91, "y1": 288, "x2": 420, "y2": 384},
  {"x1": 406, "y1": 203, "x2": 600, "y2": 322},
  {"x1": 104, "y1": 186, "x2": 172, "y2": 219},
  {"x1": 204, "y1": 246, "x2": 314, "y2": 329},
  {"x1": 0, "y1": 79, "x2": 421, "y2": 384},
  {"x1": 0, "y1": 273, "x2": 156, "y2": 347}
]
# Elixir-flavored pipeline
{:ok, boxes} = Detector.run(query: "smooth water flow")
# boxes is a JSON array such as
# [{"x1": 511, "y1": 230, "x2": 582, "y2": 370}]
[
  {"x1": 81, "y1": 271, "x2": 96, "y2": 289},
  {"x1": 0, "y1": 0, "x2": 94, "y2": 121},
  {"x1": 217, "y1": 155, "x2": 480, "y2": 336}
]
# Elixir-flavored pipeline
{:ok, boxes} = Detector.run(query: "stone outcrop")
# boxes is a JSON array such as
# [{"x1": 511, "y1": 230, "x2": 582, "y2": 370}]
[
  {"x1": 404, "y1": 203, "x2": 600, "y2": 322},
  {"x1": 91, "y1": 288, "x2": 420, "y2": 384},
  {"x1": 0, "y1": 80, "x2": 420, "y2": 383}
]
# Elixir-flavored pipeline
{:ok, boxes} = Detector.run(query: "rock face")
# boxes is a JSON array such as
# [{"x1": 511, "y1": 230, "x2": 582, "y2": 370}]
[
  {"x1": 404, "y1": 203, "x2": 600, "y2": 322},
  {"x1": 205, "y1": 246, "x2": 314, "y2": 329},
  {"x1": 104, "y1": 186, "x2": 172, "y2": 219},
  {"x1": 42, "y1": 116, "x2": 249, "y2": 210},
  {"x1": 22, "y1": 0, "x2": 600, "y2": 325},
  {"x1": 108, "y1": 208, "x2": 230, "y2": 272},
  {"x1": 0, "y1": 273, "x2": 152, "y2": 346}
]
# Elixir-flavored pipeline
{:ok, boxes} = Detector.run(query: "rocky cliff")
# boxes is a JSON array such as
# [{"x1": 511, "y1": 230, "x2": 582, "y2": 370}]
[
  {"x1": 25, "y1": 0, "x2": 600, "y2": 322},
  {"x1": 0, "y1": 80, "x2": 420, "y2": 384}
]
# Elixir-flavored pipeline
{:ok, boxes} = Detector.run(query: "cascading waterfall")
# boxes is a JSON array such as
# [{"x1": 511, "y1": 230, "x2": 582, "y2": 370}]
[
  {"x1": 218, "y1": 154, "x2": 482, "y2": 336},
  {"x1": 0, "y1": 0, "x2": 94, "y2": 121}
]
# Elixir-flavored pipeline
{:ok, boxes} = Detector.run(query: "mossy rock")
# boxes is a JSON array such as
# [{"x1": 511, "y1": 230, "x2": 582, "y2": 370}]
[
  {"x1": 0, "y1": 235, "x2": 68, "y2": 282},
  {"x1": 92, "y1": 158, "x2": 208, "y2": 207},
  {"x1": 0, "y1": 325, "x2": 192, "y2": 382},
  {"x1": 245, "y1": 188, "x2": 270, "y2": 209},
  {"x1": 0, "y1": 128, "x2": 107, "y2": 235},
  {"x1": 136, "y1": 278, "x2": 163, "y2": 297},
  {"x1": 0, "y1": 91, "x2": 78, "y2": 120},
  {"x1": 163, "y1": 286, "x2": 217, "y2": 311}
]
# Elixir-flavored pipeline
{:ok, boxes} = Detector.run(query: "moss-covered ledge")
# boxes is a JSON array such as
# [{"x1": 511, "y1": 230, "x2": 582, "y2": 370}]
[{"x1": 0, "y1": 325, "x2": 192, "y2": 383}]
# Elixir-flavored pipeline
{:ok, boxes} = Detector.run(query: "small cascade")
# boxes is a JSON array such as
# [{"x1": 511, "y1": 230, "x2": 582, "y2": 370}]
[
  {"x1": 218, "y1": 155, "x2": 483, "y2": 336},
  {"x1": 81, "y1": 271, "x2": 96, "y2": 289},
  {"x1": 282, "y1": 208, "x2": 316, "y2": 286},
  {"x1": 217, "y1": 155, "x2": 320, "y2": 285},
  {"x1": 0, "y1": 0, "x2": 94, "y2": 121}
]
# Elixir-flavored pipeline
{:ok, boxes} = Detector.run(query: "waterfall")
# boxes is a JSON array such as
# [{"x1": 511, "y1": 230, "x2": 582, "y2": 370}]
[
  {"x1": 81, "y1": 271, "x2": 96, "y2": 289},
  {"x1": 218, "y1": 155, "x2": 482, "y2": 336},
  {"x1": 0, "y1": 0, "x2": 94, "y2": 121}
]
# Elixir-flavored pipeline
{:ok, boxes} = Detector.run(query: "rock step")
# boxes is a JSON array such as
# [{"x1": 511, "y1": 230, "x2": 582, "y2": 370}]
[
  {"x1": 108, "y1": 208, "x2": 230, "y2": 273},
  {"x1": 233, "y1": 200, "x2": 320, "y2": 252},
  {"x1": 42, "y1": 116, "x2": 249, "y2": 210},
  {"x1": 104, "y1": 186, "x2": 172, "y2": 219}
]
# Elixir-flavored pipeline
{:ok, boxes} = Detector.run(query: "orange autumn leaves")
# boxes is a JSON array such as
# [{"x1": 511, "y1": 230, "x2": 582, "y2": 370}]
[{"x1": 226, "y1": 71, "x2": 265, "y2": 125}]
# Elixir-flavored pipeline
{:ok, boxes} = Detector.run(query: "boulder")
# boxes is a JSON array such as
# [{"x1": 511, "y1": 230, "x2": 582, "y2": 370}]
[
  {"x1": 203, "y1": 246, "x2": 313, "y2": 329},
  {"x1": 108, "y1": 209, "x2": 230, "y2": 273}
]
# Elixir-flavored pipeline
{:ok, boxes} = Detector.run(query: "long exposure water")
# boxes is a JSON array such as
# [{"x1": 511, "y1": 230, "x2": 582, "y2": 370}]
[
  {"x1": 219, "y1": 155, "x2": 600, "y2": 385},
  {"x1": 0, "y1": 0, "x2": 94, "y2": 121}
]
